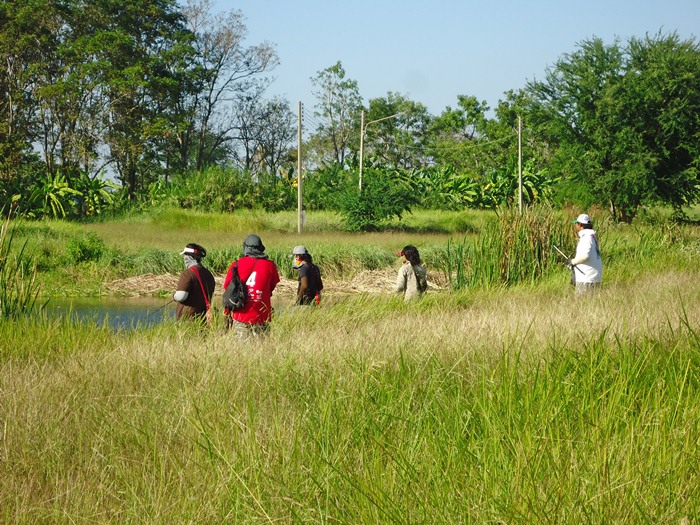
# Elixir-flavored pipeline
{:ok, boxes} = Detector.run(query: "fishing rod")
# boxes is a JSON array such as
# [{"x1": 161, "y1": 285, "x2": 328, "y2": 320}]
[
  {"x1": 145, "y1": 298, "x2": 174, "y2": 318},
  {"x1": 552, "y1": 245, "x2": 585, "y2": 274}
]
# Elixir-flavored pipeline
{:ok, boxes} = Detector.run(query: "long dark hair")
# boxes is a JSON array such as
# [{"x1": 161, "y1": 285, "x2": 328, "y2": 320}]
[
  {"x1": 298, "y1": 253, "x2": 313, "y2": 264},
  {"x1": 401, "y1": 245, "x2": 421, "y2": 266}
]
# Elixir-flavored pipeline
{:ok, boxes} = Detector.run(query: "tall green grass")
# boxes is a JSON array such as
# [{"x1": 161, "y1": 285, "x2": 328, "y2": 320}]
[
  {"x1": 443, "y1": 208, "x2": 573, "y2": 289},
  {"x1": 0, "y1": 212, "x2": 42, "y2": 317}
]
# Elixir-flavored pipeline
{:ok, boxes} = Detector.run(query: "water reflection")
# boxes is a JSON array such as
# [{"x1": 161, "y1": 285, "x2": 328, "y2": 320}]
[
  {"x1": 45, "y1": 296, "x2": 175, "y2": 331},
  {"x1": 44, "y1": 294, "x2": 342, "y2": 331}
]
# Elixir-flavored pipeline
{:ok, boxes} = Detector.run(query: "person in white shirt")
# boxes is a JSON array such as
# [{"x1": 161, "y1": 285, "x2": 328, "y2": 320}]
[
  {"x1": 395, "y1": 245, "x2": 428, "y2": 301},
  {"x1": 569, "y1": 213, "x2": 603, "y2": 294}
]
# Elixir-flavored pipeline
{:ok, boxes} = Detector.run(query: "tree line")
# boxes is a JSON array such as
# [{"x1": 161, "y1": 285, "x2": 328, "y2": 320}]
[{"x1": 2, "y1": 0, "x2": 699, "y2": 223}]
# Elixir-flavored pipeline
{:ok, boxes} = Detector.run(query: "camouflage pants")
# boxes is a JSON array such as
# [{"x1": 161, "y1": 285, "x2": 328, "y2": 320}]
[{"x1": 229, "y1": 318, "x2": 270, "y2": 339}]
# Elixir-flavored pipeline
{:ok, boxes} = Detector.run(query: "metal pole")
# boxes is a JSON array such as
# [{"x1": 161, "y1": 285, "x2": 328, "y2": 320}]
[
  {"x1": 297, "y1": 101, "x2": 303, "y2": 234},
  {"x1": 359, "y1": 110, "x2": 365, "y2": 192},
  {"x1": 518, "y1": 115, "x2": 522, "y2": 214}
]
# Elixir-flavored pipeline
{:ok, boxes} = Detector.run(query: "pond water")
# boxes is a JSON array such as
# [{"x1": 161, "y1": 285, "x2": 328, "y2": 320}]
[
  {"x1": 44, "y1": 296, "x2": 176, "y2": 331},
  {"x1": 42, "y1": 295, "x2": 305, "y2": 331}
]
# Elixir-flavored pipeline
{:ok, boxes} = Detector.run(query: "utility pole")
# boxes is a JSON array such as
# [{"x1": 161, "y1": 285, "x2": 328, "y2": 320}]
[
  {"x1": 359, "y1": 110, "x2": 365, "y2": 192},
  {"x1": 359, "y1": 110, "x2": 403, "y2": 193},
  {"x1": 518, "y1": 115, "x2": 523, "y2": 214},
  {"x1": 297, "y1": 101, "x2": 303, "y2": 234}
]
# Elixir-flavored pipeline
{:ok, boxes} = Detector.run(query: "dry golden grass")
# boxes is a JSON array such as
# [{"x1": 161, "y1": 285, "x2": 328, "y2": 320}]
[{"x1": 2, "y1": 267, "x2": 699, "y2": 523}]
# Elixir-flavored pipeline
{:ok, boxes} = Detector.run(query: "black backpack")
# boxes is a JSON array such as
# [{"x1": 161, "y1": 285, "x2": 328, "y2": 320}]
[
  {"x1": 222, "y1": 261, "x2": 255, "y2": 311},
  {"x1": 311, "y1": 263, "x2": 324, "y2": 292}
]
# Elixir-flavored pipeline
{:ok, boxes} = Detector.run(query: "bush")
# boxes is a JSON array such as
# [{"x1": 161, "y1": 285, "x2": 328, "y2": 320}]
[
  {"x1": 337, "y1": 168, "x2": 419, "y2": 231},
  {"x1": 66, "y1": 232, "x2": 105, "y2": 263}
]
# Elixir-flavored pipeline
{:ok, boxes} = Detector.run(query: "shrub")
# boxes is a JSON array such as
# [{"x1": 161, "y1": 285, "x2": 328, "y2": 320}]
[
  {"x1": 338, "y1": 168, "x2": 419, "y2": 231},
  {"x1": 66, "y1": 233, "x2": 105, "y2": 263}
]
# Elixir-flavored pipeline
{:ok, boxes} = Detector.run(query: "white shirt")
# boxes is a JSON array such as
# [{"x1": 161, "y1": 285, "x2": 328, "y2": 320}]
[
  {"x1": 571, "y1": 229, "x2": 603, "y2": 283},
  {"x1": 395, "y1": 262, "x2": 427, "y2": 301}
]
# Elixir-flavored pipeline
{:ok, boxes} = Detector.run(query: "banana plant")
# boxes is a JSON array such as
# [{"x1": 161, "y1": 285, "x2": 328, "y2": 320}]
[
  {"x1": 28, "y1": 170, "x2": 81, "y2": 219},
  {"x1": 71, "y1": 172, "x2": 118, "y2": 217}
]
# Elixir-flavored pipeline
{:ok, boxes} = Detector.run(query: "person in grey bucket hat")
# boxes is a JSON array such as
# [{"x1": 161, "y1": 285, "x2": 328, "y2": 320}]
[{"x1": 290, "y1": 245, "x2": 324, "y2": 305}]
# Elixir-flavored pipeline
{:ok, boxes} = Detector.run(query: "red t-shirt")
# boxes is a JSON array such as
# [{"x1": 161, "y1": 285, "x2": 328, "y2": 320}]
[{"x1": 223, "y1": 256, "x2": 280, "y2": 325}]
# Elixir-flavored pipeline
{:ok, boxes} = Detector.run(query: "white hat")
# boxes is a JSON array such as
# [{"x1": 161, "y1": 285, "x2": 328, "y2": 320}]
[
  {"x1": 291, "y1": 245, "x2": 309, "y2": 256},
  {"x1": 573, "y1": 213, "x2": 592, "y2": 225}
]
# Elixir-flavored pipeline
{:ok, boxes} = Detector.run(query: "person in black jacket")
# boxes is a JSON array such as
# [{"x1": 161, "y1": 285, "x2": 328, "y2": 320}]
[{"x1": 290, "y1": 245, "x2": 323, "y2": 305}]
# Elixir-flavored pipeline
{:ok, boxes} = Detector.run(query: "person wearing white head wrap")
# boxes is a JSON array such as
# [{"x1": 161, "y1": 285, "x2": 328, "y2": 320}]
[{"x1": 174, "y1": 243, "x2": 215, "y2": 320}]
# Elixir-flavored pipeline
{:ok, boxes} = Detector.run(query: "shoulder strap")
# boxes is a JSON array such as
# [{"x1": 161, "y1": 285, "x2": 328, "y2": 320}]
[
  {"x1": 241, "y1": 257, "x2": 259, "y2": 282},
  {"x1": 189, "y1": 266, "x2": 211, "y2": 309}
]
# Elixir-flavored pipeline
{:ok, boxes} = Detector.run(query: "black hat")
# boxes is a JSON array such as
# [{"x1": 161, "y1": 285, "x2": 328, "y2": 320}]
[{"x1": 243, "y1": 234, "x2": 265, "y2": 251}]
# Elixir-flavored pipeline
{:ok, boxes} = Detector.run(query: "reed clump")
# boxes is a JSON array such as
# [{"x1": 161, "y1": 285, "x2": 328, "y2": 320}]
[
  {"x1": 0, "y1": 212, "x2": 42, "y2": 318},
  {"x1": 444, "y1": 207, "x2": 573, "y2": 289}
]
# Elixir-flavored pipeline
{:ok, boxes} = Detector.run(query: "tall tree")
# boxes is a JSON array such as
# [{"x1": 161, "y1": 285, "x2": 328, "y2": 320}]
[
  {"x1": 363, "y1": 92, "x2": 431, "y2": 170},
  {"x1": 0, "y1": 0, "x2": 51, "y2": 183},
  {"x1": 88, "y1": 0, "x2": 198, "y2": 198},
  {"x1": 309, "y1": 61, "x2": 362, "y2": 166},
  {"x1": 230, "y1": 93, "x2": 295, "y2": 174},
  {"x1": 179, "y1": 0, "x2": 278, "y2": 171},
  {"x1": 428, "y1": 95, "x2": 490, "y2": 174},
  {"x1": 527, "y1": 34, "x2": 700, "y2": 221},
  {"x1": 621, "y1": 33, "x2": 700, "y2": 214}
]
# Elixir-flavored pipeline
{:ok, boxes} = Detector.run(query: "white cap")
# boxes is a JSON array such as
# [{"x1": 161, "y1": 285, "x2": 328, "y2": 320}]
[
  {"x1": 291, "y1": 245, "x2": 309, "y2": 256},
  {"x1": 573, "y1": 213, "x2": 592, "y2": 225}
]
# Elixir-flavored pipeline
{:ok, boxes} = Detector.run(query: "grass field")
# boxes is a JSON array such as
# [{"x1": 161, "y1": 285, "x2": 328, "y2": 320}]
[{"x1": 1, "y1": 208, "x2": 699, "y2": 523}]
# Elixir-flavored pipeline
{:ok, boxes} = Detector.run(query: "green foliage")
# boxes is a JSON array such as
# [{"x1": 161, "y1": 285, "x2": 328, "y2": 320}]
[
  {"x1": 66, "y1": 232, "x2": 105, "y2": 263},
  {"x1": 479, "y1": 159, "x2": 559, "y2": 210},
  {"x1": 70, "y1": 173, "x2": 118, "y2": 218},
  {"x1": 27, "y1": 171, "x2": 81, "y2": 219},
  {"x1": 338, "y1": 168, "x2": 419, "y2": 231},
  {"x1": 528, "y1": 33, "x2": 700, "y2": 222},
  {"x1": 418, "y1": 166, "x2": 479, "y2": 209},
  {"x1": 154, "y1": 166, "x2": 295, "y2": 213},
  {"x1": 303, "y1": 162, "x2": 355, "y2": 210},
  {"x1": 0, "y1": 213, "x2": 42, "y2": 318}
]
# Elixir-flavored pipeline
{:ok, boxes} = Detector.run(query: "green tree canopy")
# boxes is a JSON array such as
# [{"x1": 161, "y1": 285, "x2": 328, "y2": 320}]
[{"x1": 527, "y1": 33, "x2": 700, "y2": 221}]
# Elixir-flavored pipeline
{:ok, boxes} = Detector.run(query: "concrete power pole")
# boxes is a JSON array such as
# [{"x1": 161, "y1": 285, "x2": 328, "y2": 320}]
[
  {"x1": 298, "y1": 101, "x2": 303, "y2": 234},
  {"x1": 359, "y1": 110, "x2": 365, "y2": 192},
  {"x1": 518, "y1": 115, "x2": 523, "y2": 214}
]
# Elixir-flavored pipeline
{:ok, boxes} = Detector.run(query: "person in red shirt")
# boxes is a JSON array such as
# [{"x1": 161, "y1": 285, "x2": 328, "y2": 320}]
[{"x1": 223, "y1": 234, "x2": 280, "y2": 337}]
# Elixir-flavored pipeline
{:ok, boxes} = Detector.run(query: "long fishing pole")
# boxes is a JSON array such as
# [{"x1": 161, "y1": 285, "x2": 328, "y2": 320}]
[
  {"x1": 145, "y1": 298, "x2": 174, "y2": 318},
  {"x1": 552, "y1": 245, "x2": 585, "y2": 274}
]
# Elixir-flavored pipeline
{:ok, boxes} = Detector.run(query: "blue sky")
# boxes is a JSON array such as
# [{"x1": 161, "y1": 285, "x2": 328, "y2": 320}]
[{"x1": 213, "y1": 0, "x2": 699, "y2": 115}]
